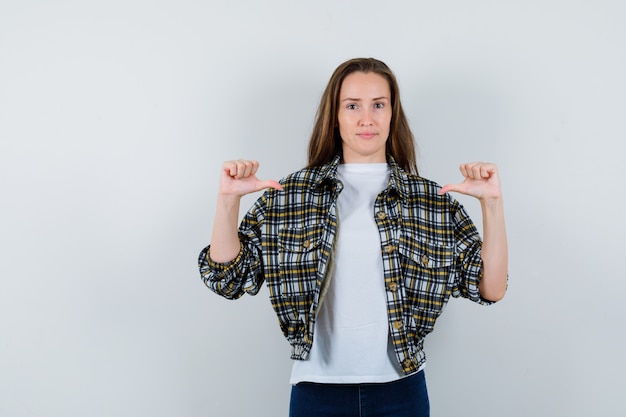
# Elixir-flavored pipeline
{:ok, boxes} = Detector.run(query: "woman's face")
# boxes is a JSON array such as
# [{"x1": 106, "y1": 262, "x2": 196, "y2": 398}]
[{"x1": 337, "y1": 71, "x2": 392, "y2": 164}]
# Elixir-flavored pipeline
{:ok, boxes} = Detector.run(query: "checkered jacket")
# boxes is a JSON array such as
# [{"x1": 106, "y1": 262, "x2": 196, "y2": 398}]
[{"x1": 198, "y1": 155, "x2": 493, "y2": 375}]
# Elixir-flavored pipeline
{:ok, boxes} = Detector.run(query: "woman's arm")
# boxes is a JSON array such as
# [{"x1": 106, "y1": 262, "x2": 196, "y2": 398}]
[
  {"x1": 440, "y1": 162, "x2": 508, "y2": 301},
  {"x1": 209, "y1": 159, "x2": 282, "y2": 263}
]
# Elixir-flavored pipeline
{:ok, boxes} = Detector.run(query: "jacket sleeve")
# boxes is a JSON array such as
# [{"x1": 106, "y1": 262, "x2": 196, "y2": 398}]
[
  {"x1": 198, "y1": 194, "x2": 267, "y2": 300},
  {"x1": 449, "y1": 198, "x2": 496, "y2": 306}
]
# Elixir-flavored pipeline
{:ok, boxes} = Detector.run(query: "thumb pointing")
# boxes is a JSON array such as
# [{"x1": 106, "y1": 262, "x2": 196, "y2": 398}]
[
  {"x1": 258, "y1": 179, "x2": 283, "y2": 191},
  {"x1": 439, "y1": 183, "x2": 458, "y2": 195}
]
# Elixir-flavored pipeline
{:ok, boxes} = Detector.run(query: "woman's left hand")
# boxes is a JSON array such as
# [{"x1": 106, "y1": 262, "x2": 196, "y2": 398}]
[
  {"x1": 439, "y1": 162, "x2": 502, "y2": 201},
  {"x1": 441, "y1": 162, "x2": 508, "y2": 301}
]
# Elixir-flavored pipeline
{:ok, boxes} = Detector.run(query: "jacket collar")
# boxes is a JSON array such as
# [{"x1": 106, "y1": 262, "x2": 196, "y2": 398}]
[{"x1": 313, "y1": 154, "x2": 410, "y2": 201}]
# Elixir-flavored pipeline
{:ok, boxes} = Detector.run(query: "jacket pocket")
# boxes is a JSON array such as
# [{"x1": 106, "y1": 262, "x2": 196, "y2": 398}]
[
  {"x1": 398, "y1": 233, "x2": 455, "y2": 311},
  {"x1": 278, "y1": 224, "x2": 324, "y2": 297}
]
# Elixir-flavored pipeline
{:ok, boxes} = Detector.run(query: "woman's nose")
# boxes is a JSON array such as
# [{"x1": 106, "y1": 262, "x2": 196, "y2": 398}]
[{"x1": 359, "y1": 109, "x2": 374, "y2": 126}]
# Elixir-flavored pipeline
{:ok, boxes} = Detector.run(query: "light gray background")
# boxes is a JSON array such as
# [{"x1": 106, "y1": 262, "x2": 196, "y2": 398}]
[{"x1": 1, "y1": 1, "x2": 624, "y2": 416}]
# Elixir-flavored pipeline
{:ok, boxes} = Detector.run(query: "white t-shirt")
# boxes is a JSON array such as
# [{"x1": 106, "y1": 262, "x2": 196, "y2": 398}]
[{"x1": 289, "y1": 163, "x2": 406, "y2": 384}]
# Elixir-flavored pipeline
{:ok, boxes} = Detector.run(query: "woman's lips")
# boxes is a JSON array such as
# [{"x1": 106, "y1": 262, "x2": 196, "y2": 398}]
[{"x1": 357, "y1": 132, "x2": 377, "y2": 139}]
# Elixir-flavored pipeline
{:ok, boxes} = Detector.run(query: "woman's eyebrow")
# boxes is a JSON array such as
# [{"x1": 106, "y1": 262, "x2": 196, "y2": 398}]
[{"x1": 340, "y1": 96, "x2": 389, "y2": 102}]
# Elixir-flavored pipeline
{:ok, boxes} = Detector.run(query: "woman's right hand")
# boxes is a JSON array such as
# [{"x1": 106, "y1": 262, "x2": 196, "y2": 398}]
[
  {"x1": 219, "y1": 159, "x2": 283, "y2": 197},
  {"x1": 209, "y1": 160, "x2": 282, "y2": 263}
]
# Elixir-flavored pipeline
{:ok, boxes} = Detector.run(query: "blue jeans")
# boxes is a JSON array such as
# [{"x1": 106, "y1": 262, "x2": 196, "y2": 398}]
[{"x1": 289, "y1": 371, "x2": 430, "y2": 417}]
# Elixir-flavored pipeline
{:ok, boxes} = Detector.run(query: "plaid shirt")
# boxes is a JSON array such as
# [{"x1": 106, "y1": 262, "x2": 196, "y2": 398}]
[{"x1": 199, "y1": 155, "x2": 494, "y2": 375}]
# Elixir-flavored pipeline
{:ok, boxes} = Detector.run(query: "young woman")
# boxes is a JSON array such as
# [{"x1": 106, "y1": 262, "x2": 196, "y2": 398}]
[{"x1": 199, "y1": 58, "x2": 508, "y2": 417}]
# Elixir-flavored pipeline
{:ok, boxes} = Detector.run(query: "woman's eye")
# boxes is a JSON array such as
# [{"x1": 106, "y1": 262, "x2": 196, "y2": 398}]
[
  {"x1": 347, "y1": 103, "x2": 358, "y2": 110},
  {"x1": 374, "y1": 102, "x2": 384, "y2": 109}
]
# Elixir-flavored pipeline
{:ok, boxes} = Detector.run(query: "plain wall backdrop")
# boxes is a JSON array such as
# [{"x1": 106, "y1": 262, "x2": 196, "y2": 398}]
[{"x1": 1, "y1": 1, "x2": 624, "y2": 416}]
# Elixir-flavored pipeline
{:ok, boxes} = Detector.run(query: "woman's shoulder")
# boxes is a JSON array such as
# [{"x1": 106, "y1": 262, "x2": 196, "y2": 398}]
[
  {"x1": 396, "y1": 170, "x2": 445, "y2": 197},
  {"x1": 279, "y1": 162, "x2": 337, "y2": 188}
]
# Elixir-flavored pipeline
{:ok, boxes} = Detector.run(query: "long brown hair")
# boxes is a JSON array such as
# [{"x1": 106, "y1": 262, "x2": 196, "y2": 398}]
[{"x1": 307, "y1": 58, "x2": 418, "y2": 175}]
